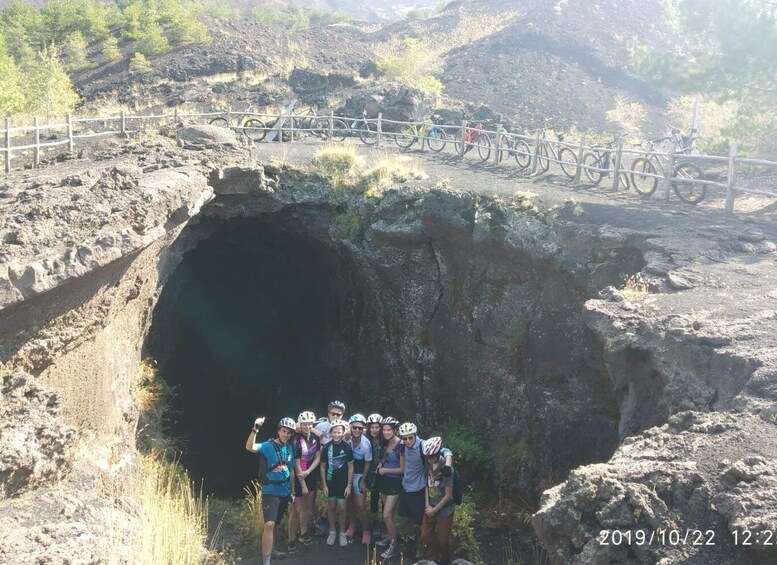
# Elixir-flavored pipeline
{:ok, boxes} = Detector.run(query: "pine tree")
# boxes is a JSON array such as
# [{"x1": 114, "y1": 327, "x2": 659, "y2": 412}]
[
  {"x1": 0, "y1": 33, "x2": 27, "y2": 116},
  {"x1": 102, "y1": 35, "x2": 121, "y2": 61},
  {"x1": 129, "y1": 51, "x2": 152, "y2": 72},
  {"x1": 63, "y1": 30, "x2": 90, "y2": 72},
  {"x1": 24, "y1": 45, "x2": 80, "y2": 121}
]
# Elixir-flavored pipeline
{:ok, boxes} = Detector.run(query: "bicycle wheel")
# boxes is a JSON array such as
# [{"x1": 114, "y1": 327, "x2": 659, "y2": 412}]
[
  {"x1": 453, "y1": 129, "x2": 470, "y2": 155},
  {"x1": 537, "y1": 143, "x2": 550, "y2": 172},
  {"x1": 582, "y1": 152, "x2": 604, "y2": 185},
  {"x1": 209, "y1": 117, "x2": 229, "y2": 128},
  {"x1": 630, "y1": 157, "x2": 658, "y2": 196},
  {"x1": 477, "y1": 134, "x2": 491, "y2": 161},
  {"x1": 358, "y1": 121, "x2": 378, "y2": 145},
  {"x1": 426, "y1": 127, "x2": 447, "y2": 152},
  {"x1": 558, "y1": 147, "x2": 579, "y2": 178},
  {"x1": 395, "y1": 127, "x2": 417, "y2": 149},
  {"x1": 619, "y1": 171, "x2": 631, "y2": 191},
  {"x1": 513, "y1": 140, "x2": 532, "y2": 169},
  {"x1": 318, "y1": 118, "x2": 348, "y2": 142},
  {"x1": 672, "y1": 162, "x2": 706, "y2": 204},
  {"x1": 243, "y1": 118, "x2": 267, "y2": 143}
]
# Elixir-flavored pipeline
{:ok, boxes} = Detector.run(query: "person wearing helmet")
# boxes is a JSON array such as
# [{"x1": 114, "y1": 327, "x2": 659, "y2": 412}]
[
  {"x1": 319, "y1": 419, "x2": 354, "y2": 547},
  {"x1": 343, "y1": 413, "x2": 373, "y2": 544},
  {"x1": 365, "y1": 413, "x2": 383, "y2": 536},
  {"x1": 374, "y1": 417, "x2": 404, "y2": 559},
  {"x1": 287, "y1": 411, "x2": 321, "y2": 553},
  {"x1": 421, "y1": 436, "x2": 455, "y2": 564},
  {"x1": 313, "y1": 400, "x2": 347, "y2": 446},
  {"x1": 396, "y1": 422, "x2": 453, "y2": 559},
  {"x1": 311, "y1": 401, "x2": 348, "y2": 535},
  {"x1": 245, "y1": 416, "x2": 297, "y2": 565}
]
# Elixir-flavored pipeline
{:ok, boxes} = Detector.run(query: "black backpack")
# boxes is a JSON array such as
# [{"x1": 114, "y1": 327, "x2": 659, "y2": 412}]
[
  {"x1": 451, "y1": 467, "x2": 463, "y2": 505},
  {"x1": 258, "y1": 441, "x2": 288, "y2": 486}
]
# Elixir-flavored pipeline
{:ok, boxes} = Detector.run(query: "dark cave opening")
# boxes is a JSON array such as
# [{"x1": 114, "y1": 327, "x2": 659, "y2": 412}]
[{"x1": 145, "y1": 215, "x2": 358, "y2": 498}]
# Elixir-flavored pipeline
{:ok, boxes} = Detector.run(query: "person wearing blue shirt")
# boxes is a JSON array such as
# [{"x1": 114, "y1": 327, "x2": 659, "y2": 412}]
[{"x1": 245, "y1": 416, "x2": 297, "y2": 565}]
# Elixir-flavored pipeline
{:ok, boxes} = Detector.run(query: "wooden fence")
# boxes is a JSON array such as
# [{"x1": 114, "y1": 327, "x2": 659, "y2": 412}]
[{"x1": 2, "y1": 109, "x2": 776, "y2": 215}]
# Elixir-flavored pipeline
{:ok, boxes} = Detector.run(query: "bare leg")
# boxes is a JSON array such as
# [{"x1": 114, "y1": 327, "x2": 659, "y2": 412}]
[
  {"x1": 382, "y1": 494, "x2": 399, "y2": 542},
  {"x1": 355, "y1": 493, "x2": 369, "y2": 534},
  {"x1": 337, "y1": 500, "x2": 347, "y2": 533},
  {"x1": 261, "y1": 521, "x2": 275, "y2": 559},
  {"x1": 326, "y1": 499, "x2": 336, "y2": 533},
  {"x1": 437, "y1": 513, "x2": 454, "y2": 564}
]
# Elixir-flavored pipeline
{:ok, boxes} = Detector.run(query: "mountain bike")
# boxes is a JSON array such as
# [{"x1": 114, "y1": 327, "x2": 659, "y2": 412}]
[
  {"x1": 535, "y1": 128, "x2": 578, "y2": 178},
  {"x1": 292, "y1": 106, "x2": 348, "y2": 141},
  {"x1": 454, "y1": 122, "x2": 491, "y2": 161},
  {"x1": 347, "y1": 110, "x2": 379, "y2": 145},
  {"x1": 209, "y1": 105, "x2": 266, "y2": 143},
  {"x1": 500, "y1": 131, "x2": 532, "y2": 169},
  {"x1": 629, "y1": 141, "x2": 705, "y2": 204},
  {"x1": 395, "y1": 115, "x2": 447, "y2": 152},
  {"x1": 581, "y1": 135, "x2": 630, "y2": 189}
]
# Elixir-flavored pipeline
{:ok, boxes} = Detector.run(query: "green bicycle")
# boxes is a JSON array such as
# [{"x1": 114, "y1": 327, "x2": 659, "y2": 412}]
[{"x1": 395, "y1": 116, "x2": 447, "y2": 152}]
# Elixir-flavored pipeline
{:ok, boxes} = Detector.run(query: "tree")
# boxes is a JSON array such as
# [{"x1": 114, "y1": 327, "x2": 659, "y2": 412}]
[
  {"x1": 62, "y1": 30, "x2": 90, "y2": 72},
  {"x1": 102, "y1": 35, "x2": 121, "y2": 61},
  {"x1": 129, "y1": 51, "x2": 152, "y2": 72},
  {"x1": 0, "y1": 33, "x2": 27, "y2": 116},
  {"x1": 24, "y1": 45, "x2": 80, "y2": 120},
  {"x1": 137, "y1": 22, "x2": 170, "y2": 56},
  {"x1": 0, "y1": 0, "x2": 44, "y2": 60}
]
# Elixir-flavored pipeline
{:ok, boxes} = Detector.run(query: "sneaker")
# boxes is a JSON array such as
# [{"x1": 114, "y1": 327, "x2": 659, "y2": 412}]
[
  {"x1": 345, "y1": 524, "x2": 357, "y2": 538},
  {"x1": 339, "y1": 533, "x2": 348, "y2": 547},
  {"x1": 376, "y1": 535, "x2": 392, "y2": 548},
  {"x1": 315, "y1": 517, "x2": 330, "y2": 536},
  {"x1": 287, "y1": 540, "x2": 298, "y2": 555},
  {"x1": 361, "y1": 531, "x2": 371, "y2": 545},
  {"x1": 299, "y1": 532, "x2": 313, "y2": 546},
  {"x1": 327, "y1": 531, "x2": 336, "y2": 546},
  {"x1": 380, "y1": 543, "x2": 400, "y2": 559}
]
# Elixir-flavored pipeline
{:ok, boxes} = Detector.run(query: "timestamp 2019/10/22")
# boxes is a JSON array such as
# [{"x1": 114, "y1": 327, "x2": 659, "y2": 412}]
[{"x1": 732, "y1": 529, "x2": 777, "y2": 546}]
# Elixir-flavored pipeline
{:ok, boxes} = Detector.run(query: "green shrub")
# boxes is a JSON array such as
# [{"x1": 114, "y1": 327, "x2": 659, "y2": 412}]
[
  {"x1": 0, "y1": 34, "x2": 27, "y2": 115},
  {"x1": 62, "y1": 30, "x2": 90, "y2": 72},
  {"x1": 251, "y1": 3, "x2": 347, "y2": 29},
  {"x1": 102, "y1": 35, "x2": 121, "y2": 61},
  {"x1": 23, "y1": 44, "x2": 80, "y2": 119},
  {"x1": 438, "y1": 420, "x2": 492, "y2": 480},
  {"x1": 376, "y1": 37, "x2": 443, "y2": 94},
  {"x1": 335, "y1": 210, "x2": 360, "y2": 240},
  {"x1": 452, "y1": 494, "x2": 485, "y2": 565},
  {"x1": 129, "y1": 51, "x2": 152, "y2": 72},
  {"x1": 137, "y1": 22, "x2": 170, "y2": 56}
]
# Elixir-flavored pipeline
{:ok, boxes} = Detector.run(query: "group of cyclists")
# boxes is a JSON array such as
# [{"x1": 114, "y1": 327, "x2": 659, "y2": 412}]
[{"x1": 245, "y1": 400, "x2": 458, "y2": 565}]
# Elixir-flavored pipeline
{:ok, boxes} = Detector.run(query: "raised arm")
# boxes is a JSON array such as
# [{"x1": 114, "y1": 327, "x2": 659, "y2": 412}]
[{"x1": 245, "y1": 417, "x2": 265, "y2": 453}]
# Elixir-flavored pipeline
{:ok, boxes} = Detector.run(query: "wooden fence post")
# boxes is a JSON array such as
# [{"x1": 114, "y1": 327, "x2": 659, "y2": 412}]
[
  {"x1": 173, "y1": 107, "x2": 178, "y2": 125},
  {"x1": 530, "y1": 129, "x2": 541, "y2": 174},
  {"x1": 377, "y1": 113, "x2": 382, "y2": 148},
  {"x1": 419, "y1": 119, "x2": 427, "y2": 153},
  {"x1": 290, "y1": 112, "x2": 295, "y2": 141},
  {"x1": 459, "y1": 120, "x2": 467, "y2": 158},
  {"x1": 494, "y1": 124, "x2": 502, "y2": 165},
  {"x1": 662, "y1": 138, "x2": 679, "y2": 201},
  {"x1": 574, "y1": 137, "x2": 585, "y2": 184},
  {"x1": 279, "y1": 111, "x2": 284, "y2": 143},
  {"x1": 67, "y1": 113, "x2": 74, "y2": 152},
  {"x1": 226, "y1": 106, "x2": 232, "y2": 128},
  {"x1": 611, "y1": 138, "x2": 624, "y2": 191},
  {"x1": 4, "y1": 117, "x2": 10, "y2": 174},
  {"x1": 725, "y1": 143, "x2": 738, "y2": 214},
  {"x1": 329, "y1": 111, "x2": 334, "y2": 139},
  {"x1": 120, "y1": 111, "x2": 126, "y2": 135},
  {"x1": 34, "y1": 117, "x2": 40, "y2": 168}
]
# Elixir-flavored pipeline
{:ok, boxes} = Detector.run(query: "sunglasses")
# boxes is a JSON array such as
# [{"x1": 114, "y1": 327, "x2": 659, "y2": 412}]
[
  {"x1": 329, "y1": 412, "x2": 343, "y2": 418},
  {"x1": 402, "y1": 435, "x2": 416, "y2": 441},
  {"x1": 351, "y1": 426, "x2": 364, "y2": 431}
]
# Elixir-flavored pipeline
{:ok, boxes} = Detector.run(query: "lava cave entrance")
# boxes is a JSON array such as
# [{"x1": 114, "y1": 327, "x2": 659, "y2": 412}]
[{"x1": 146, "y1": 215, "x2": 361, "y2": 498}]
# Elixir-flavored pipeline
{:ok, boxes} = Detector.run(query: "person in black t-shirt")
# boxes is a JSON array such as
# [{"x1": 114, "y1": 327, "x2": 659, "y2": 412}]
[{"x1": 320, "y1": 420, "x2": 354, "y2": 547}]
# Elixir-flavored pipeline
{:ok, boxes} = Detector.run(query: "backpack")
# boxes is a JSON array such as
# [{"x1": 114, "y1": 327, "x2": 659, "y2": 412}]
[
  {"x1": 257, "y1": 441, "x2": 288, "y2": 486},
  {"x1": 451, "y1": 467, "x2": 463, "y2": 505}
]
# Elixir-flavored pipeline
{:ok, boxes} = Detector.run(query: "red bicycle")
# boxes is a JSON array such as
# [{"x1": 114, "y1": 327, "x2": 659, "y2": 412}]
[{"x1": 454, "y1": 122, "x2": 491, "y2": 162}]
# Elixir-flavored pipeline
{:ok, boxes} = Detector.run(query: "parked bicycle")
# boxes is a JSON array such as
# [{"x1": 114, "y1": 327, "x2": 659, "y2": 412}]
[
  {"x1": 292, "y1": 106, "x2": 348, "y2": 142},
  {"x1": 209, "y1": 105, "x2": 266, "y2": 143},
  {"x1": 629, "y1": 128, "x2": 706, "y2": 204},
  {"x1": 499, "y1": 129, "x2": 532, "y2": 169},
  {"x1": 395, "y1": 115, "x2": 447, "y2": 152},
  {"x1": 534, "y1": 127, "x2": 578, "y2": 178},
  {"x1": 347, "y1": 110, "x2": 380, "y2": 145},
  {"x1": 581, "y1": 134, "x2": 631, "y2": 189},
  {"x1": 454, "y1": 122, "x2": 491, "y2": 161}
]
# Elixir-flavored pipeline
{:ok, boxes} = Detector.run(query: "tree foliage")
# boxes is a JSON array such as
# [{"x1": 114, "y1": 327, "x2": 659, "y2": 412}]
[
  {"x1": 0, "y1": 33, "x2": 27, "y2": 115},
  {"x1": 24, "y1": 45, "x2": 80, "y2": 119}
]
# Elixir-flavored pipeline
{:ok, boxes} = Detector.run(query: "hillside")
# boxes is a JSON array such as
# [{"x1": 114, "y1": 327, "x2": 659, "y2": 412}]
[{"x1": 64, "y1": 0, "x2": 681, "y2": 137}]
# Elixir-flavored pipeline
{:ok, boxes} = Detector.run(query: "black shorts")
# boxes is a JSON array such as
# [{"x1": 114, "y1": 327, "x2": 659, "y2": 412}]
[
  {"x1": 378, "y1": 475, "x2": 402, "y2": 496},
  {"x1": 293, "y1": 471, "x2": 319, "y2": 497},
  {"x1": 326, "y1": 471, "x2": 349, "y2": 501},
  {"x1": 398, "y1": 488, "x2": 425, "y2": 526},
  {"x1": 262, "y1": 493, "x2": 290, "y2": 523}
]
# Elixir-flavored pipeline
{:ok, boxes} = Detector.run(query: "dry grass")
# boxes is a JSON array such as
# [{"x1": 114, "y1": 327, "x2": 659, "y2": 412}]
[
  {"x1": 312, "y1": 144, "x2": 427, "y2": 196},
  {"x1": 620, "y1": 274, "x2": 650, "y2": 297}
]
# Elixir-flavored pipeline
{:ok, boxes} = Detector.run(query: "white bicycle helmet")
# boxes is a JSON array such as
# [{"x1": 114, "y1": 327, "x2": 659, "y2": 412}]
[
  {"x1": 328, "y1": 400, "x2": 346, "y2": 411},
  {"x1": 298, "y1": 411, "x2": 316, "y2": 424},
  {"x1": 421, "y1": 436, "x2": 442, "y2": 456},
  {"x1": 367, "y1": 413, "x2": 383, "y2": 424},
  {"x1": 381, "y1": 417, "x2": 399, "y2": 428},
  {"x1": 349, "y1": 413, "x2": 367, "y2": 425},
  {"x1": 398, "y1": 422, "x2": 418, "y2": 437},
  {"x1": 278, "y1": 417, "x2": 297, "y2": 431},
  {"x1": 329, "y1": 419, "x2": 348, "y2": 431}
]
